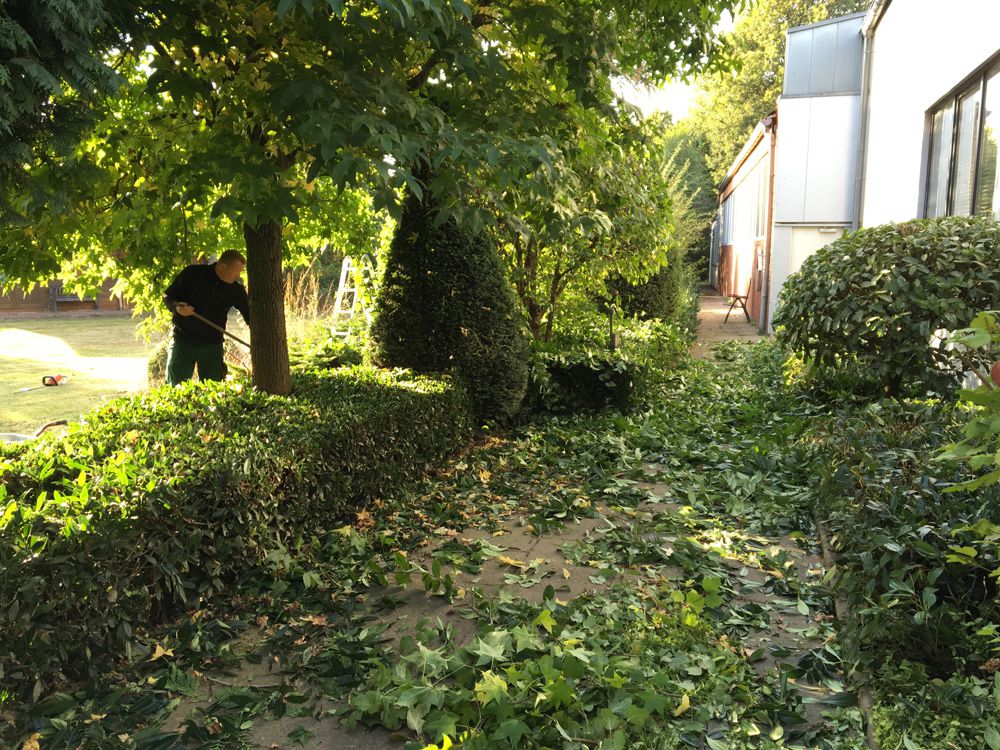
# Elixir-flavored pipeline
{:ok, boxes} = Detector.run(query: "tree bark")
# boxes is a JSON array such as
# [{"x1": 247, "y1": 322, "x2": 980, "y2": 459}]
[{"x1": 243, "y1": 219, "x2": 291, "y2": 395}]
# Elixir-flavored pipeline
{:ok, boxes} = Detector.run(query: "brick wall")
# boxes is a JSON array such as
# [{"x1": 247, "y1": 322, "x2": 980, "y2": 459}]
[{"x1": 0, "y1": 280, "x2": 128, "y2": 313}]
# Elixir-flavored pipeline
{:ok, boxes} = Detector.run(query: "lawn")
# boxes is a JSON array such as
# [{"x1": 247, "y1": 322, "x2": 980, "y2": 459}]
[{"x1": 0, "y1": 315, "x2": 154, "y2": 435}]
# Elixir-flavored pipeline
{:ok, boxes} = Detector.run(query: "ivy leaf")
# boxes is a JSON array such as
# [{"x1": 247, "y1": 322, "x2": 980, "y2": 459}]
[
  {"x1": 474, "y1": 670, "x2": 509, "y2": 706},
  {"x1": 492, "y1": 718, "x2": 530, "y2": 747},
  {"x1": 533, "y1": 609, "x2": 557, "y2": 633}
]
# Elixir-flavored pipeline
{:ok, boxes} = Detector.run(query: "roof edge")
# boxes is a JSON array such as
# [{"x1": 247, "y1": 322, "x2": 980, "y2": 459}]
[
  {"x1": 861, "y1": 0, "x2": 892, "y2": 36},
  {"x1": 787, "y1": 10, "x2": 866, "y2": 35},
  {"x1": 718, "y1": 111, "x2": 777, "y2": 195}
]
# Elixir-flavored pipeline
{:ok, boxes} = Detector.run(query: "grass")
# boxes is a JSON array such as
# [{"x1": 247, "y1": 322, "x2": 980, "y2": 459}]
[{"x1": 0, "y1": 315, "x2": 154, "y2": 435}]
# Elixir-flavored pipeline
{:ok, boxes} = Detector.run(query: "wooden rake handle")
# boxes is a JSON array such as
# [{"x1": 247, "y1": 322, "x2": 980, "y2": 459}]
[{"x1": 189, "y1": 310, "x2": 251, "y2": 349}]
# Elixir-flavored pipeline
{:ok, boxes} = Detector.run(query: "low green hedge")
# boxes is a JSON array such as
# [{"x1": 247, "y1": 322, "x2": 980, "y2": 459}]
[
  {"x1": 806, "y1": 400, "x2": 1000, "y2": 676},
  {"x1": 532, "y1": 351, "x2": 641, "y2": 413},
  {"x1": 0, "y1": 367, "x2": 470, "y2": 698}
]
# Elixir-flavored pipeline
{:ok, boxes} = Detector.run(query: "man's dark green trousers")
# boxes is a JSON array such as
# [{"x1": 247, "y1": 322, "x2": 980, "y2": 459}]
[{"x1": 166, "y1": 338, "x2": 227, "y2": 385}]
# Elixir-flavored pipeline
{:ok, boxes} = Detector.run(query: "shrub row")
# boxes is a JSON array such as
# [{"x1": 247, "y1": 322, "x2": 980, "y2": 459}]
[
  {"x1": 805, "y1": 400, "x2": 1000, "y2": 677},
  {"x1": 0, "y1": 367, "x2": 470, "y2": 698}
]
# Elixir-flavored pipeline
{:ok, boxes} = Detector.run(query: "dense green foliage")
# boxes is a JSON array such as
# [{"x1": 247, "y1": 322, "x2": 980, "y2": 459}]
[
  {"x1": 494, "y1": 114, "x2": 700, "y2": 341},
  {"x1": 0, "y1": 368, "x2": 469, "y2": 696},
  {"x1": 940, "y1": 311, "x2": 1000, "y2": 489},
  {"x1": 805, "y1": 401, "x2": 1000, "y2": 675},
  {"x1": 775, "y1": 216, "x2": 1000, "y2": 396},
  {"x1": 534, "y1": 351, "x2": 638, "y2": 413},
  {"x1": 372, "y1": 193, "x2": 528, "y2": 425},
  {"x1": 0, "y1": 0, "x2": 130, "y2": 180},
  {"x1": 611, "y1": 245, "x2": 691, "y2": 322}
]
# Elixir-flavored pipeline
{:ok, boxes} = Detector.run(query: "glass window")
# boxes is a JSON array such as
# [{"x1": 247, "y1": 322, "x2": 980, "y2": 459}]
[
  {"x1": 951, "y1": 84, "x2": 982, "y2": 216},
  {"x1": 976, "y1": 66, "x2": 1000, "y2": 220},
  {"x1": 926, "y1": 103, "x2": 954, "y2": 217}
]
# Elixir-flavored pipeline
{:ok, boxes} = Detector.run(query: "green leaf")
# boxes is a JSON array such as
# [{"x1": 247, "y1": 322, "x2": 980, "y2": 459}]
[
  {"x1": 34, "y1": 692, "x2": 76, "y2": 716},
  {"x1": 492, "y1": 718, "x2": 530, "y2": 747},
  {"x1": 473, "y1": 670, "x2": 509, "y2": 706},
  {"x1": 533, "y1": 609, "x2": 557, "y2": 633}
]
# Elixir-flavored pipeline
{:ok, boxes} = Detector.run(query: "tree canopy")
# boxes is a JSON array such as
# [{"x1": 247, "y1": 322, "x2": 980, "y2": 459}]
[
  {"x1": 0, "y1": 0, "x2": 135, "y2": 181},
  {"x1": 1, "y1": 0, "x2": 743, "y2": 393}
]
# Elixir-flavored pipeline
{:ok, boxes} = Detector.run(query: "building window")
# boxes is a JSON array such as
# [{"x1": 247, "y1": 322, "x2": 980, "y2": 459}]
[
  {"x1": 977, "y1": 66, "x2": 1000, "y2": 219},
  {"x1": 925, "y1": 58, "x2": 1000, "y2": 219}
]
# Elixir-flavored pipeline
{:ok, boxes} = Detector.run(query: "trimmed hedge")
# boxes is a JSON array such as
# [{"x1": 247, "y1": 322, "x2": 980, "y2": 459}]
[
  {"x1": 608, "y1": 244, "x2": 689, "y2": 322},
  {"x1": 806, "y1": 400, "x2": 1000, "y2": 676},
  {"x1": 775, "y1": 216, "x2": 1000, "y2": 396},
  {"x1": 0, "y1": 367, "x2": 470, "y2": 696},
  {"x1": 532, "y1": 351, "x2": 640, "y2": 413},
  {"x1": 371, "y1": 192, "x2": 529, "y2": 425}
]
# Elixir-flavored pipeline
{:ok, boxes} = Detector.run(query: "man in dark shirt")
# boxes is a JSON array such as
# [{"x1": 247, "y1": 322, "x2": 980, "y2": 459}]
[{"x1": 162, "y1": 250, "x2": 250, "y2": 385}]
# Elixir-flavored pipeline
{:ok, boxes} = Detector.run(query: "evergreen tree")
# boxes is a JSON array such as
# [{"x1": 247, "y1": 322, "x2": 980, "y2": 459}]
[{"x1": 372, "y1": 192, "x2": 529, "y2": 425}]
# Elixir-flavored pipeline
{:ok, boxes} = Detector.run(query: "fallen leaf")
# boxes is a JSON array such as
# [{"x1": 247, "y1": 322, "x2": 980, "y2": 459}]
[
  {"x1": 21, "y1": 733, "x2": 41, "y2": 750},
  {"x1": 673, "y1": 694, "x2": 691, "y2": 716},
  {"x1": 479, "y1": 469, "x2": 492, "y2": 483},
  {"x1": 562, "y1": 568, "x2": 571, "y2": 579},
  {"x1": 148, "y1": 644, "x2": 174, "y2": 661},
  {"x1": 498, "y1": 555, "x2": 527, "y2": 569}
]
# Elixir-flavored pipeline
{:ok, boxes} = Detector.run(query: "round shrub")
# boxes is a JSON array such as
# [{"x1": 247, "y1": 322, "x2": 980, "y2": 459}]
[
  {"x1": 774, "y1": 216, "x2": 1000, "y2": 396},
  {"x1": 371, "y1": 192, "x2": 529, "y2": 425}
]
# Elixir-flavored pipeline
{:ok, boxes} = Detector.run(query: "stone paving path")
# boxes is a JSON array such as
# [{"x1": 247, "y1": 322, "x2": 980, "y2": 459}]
[{"x1": 689, "y1": 290, "x2": 764, "y2": 360}]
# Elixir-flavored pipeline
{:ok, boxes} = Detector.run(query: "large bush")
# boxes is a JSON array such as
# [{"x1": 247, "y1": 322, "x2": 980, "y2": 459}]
[
  {"x1": 774, "y1": 216, "x2": 1000, "y2": 396},
  {"x1": 0, "y1": 368, "x2": 470, "y2": 697},
  {"x1": 371, "y1": 193, "x2": 528, "y2": 425},
  {"x1": 806, "y1": 401, "x2": 1000, "y2": 676}
]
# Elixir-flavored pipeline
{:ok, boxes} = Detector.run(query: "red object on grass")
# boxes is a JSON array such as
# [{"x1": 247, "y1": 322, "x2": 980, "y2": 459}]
[{"x1": 991, "y1": 361, "x2": 1000, "y2": 388}]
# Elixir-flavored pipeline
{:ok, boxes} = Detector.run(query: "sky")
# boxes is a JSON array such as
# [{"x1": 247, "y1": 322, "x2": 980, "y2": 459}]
[
  {"x1": 613, "y1": 77, "x2": 700, "y2": 122},
  {"x1": 613, "y1": 9, "x2": 737, "y2": 123}
]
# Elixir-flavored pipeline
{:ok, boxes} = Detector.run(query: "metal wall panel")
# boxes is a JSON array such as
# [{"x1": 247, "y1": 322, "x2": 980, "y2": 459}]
[{"x1": 784, "y1": 14, "x2": 864, "y2": 97}]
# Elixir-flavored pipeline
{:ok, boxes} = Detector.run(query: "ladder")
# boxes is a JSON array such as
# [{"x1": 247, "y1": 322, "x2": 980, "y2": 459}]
[{"x1": 331, "y1": 254, "x2": 375, "y2": 337}]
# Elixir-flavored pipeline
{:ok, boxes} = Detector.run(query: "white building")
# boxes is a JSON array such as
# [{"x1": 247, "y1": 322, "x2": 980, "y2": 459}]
[
  {"x1": 860, "y1": 0, "x2": 1000, "y2": 226},
  {"x1": 712, "y1": 0, "x2": 1000, "y2": 332}
]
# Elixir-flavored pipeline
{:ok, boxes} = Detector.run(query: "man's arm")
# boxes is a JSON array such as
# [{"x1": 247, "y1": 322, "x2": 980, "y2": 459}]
[{"x1": 164, "y1": 266, "x2": 195, "y2": 315}]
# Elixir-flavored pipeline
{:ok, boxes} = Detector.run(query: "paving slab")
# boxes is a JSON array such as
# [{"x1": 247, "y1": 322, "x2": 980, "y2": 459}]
[{"x1": 690, "y1": 291, "x2": 764, "y2": 359}]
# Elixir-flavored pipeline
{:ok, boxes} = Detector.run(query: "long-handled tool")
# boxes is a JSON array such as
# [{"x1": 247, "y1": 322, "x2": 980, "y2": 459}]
[{"x1": 186, "y1": 309, "x2": 251, "y2": 349}]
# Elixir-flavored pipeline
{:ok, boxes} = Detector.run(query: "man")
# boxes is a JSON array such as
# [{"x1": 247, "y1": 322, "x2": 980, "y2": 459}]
[{"x1": 163, "y1": 250, "x2": 250, "y2": 385}]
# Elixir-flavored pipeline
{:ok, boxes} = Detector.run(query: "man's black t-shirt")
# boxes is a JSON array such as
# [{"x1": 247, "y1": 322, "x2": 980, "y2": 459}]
[{"x1": 163, "y1": 263, "x2": 250, "y2": 344}]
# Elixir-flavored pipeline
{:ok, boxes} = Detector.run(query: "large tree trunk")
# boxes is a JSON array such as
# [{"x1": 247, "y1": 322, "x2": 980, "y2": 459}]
[{"x1": 243, "y1": 219, "x2": 291, "y2": 395}]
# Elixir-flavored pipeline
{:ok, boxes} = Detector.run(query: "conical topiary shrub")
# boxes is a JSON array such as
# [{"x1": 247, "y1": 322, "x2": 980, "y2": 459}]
[{"x1": 371, "y1": 192, "x2": 528, "y2": 425}]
